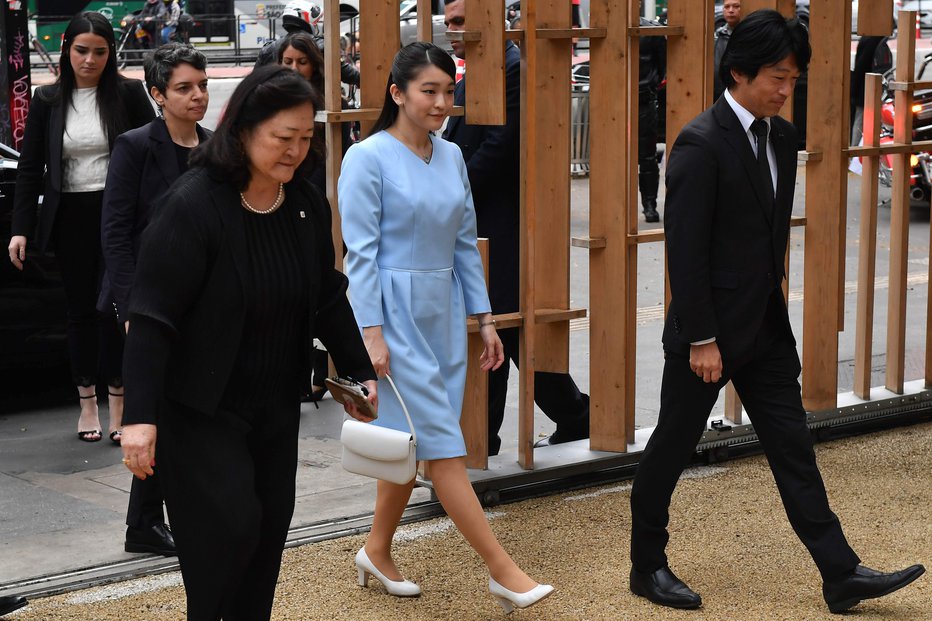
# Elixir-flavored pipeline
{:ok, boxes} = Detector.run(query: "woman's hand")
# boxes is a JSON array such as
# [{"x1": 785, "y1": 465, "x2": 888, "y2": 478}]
[
  {"x1": 477, "y1": 314, "x2": 505, "y2": 371},
  {"x1": 121, "y1": 423, "x2": 157, "y2": 480},
  {"x1": 8, "y1": 236, "x2": 26, "y2": 271},
  {"x1": 343, "y1": 379, "x2": 378, "y2": 423},
  {"x1": 363, "y1": 326, "x2": 391, "y2": 377}
]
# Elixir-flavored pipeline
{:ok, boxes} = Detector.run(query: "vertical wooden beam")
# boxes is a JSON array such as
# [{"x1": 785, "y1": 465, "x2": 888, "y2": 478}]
[
  {"x1": 323, "y1": 0, "x2": 344, "y2": 264},
  {"x1": 858, "y1": 0, "x2": 895, "y2": 36},
  {"x1": 531, "y1": 0, "x2": 571, "y2": 375},
  {"x1": 588, "y1": 0, "x2": 629, "y2": 452},
  {"x1": 886, "y1": 12, "x2": 916, "y2": 394},
  {"x1": 801, "y1": 0, "x2": 850, "y2": 411},
  {"x1": 666, "y1": 1, "x2": 714, "y2": 144},
  {"x1": 358, "y1": 0, "x2": 400, "y2": 138},
  {"x1": 623, "y1": 0, "x2": 640, "y2": 445},
  {"x1": 416, "y1": 0, "x2": 432, "y2": 42},
  {"x1": 463, "y1": 0, "x2": 506, "y2": 124},
  {"x1": 854, "y1": 74, "x2": 883, "y2": 399},
  {"x1": 518, "y1": 0, "x2": 539, "y2": 469},
  {"x1": 462, "y1": 239, "x2": 490, "y2": 469}
]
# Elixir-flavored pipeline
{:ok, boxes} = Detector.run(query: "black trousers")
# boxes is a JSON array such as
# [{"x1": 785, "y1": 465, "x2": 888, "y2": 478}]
[
  {"x1": 638, "y1": 91, "x2": 660, "y2": 205},
  {"x1": 54, "y1": 192, "x2": 123, "y2": 387},
  {"x1": 488, "y1": 327, "x2": 589, "y2": 455},
  {"x1": 630, "y1": 294, "x2": 861, "y2": 581},
  {"x1": 126, "y1": 473, "x2": 166, "y2": 528},
  {"x1": 157, "y1": 398, "x2": 300, "y2": 621}
]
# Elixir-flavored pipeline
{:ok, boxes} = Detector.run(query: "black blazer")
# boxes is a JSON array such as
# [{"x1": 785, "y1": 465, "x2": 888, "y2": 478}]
[
  {"x1": 99, "y1": 118, "x2": 212, "y2": 318},
  {"x1": 11, "y1": 78, "x2": 154, "y2": 252},
  {"x1": 443, "y1": 41, "x2": 521, "y2": 314},
  {"x1": 124, "y1": 168, "x2": 376, "y2": 424},
  {"x1": 662, "y1": 96, "x2": 796, "y2": 364}
]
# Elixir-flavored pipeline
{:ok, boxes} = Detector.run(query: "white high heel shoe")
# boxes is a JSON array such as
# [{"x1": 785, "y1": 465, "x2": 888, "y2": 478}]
[
  {"x1": 488, "y1": 577, "x2": 554, "y2": 613},
  {"x1": 355, "y1": 548, "x2": 421, "y2": 597}
]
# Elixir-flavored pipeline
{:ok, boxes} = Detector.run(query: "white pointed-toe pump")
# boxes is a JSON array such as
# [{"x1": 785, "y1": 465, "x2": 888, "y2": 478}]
[
  {"x1": 488, "y1": 577, "x2": 555, "y2": 613},
  {"x1": 355, "y1": 547, "x2": 422, "y2": 597}
]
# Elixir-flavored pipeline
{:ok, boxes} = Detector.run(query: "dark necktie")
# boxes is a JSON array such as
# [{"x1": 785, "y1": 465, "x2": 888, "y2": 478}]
[{"x1": 751, "y1": 119, "x2": 775, "y2": 208}]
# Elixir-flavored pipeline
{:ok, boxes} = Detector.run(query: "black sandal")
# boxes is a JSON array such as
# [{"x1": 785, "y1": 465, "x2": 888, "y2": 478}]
[
  {"x1": 108, "y1": 390, "x2": 124, "y2": 445},
  {"x1": 78, "y1": 394, "x2": 102, "y2": 442}
]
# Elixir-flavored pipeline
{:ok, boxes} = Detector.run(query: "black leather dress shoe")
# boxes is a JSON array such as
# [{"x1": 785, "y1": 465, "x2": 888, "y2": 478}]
[
  {"x1": 0, "y1": 595, "x2": 27, "y2": 616},
  {"x1": 630, "y1": 566, "x2": 702, "y2": 609},
  {"x1": 125, "y1": 523, "x2": 177, "y2": 557},
  {"x1": 823, "y1": 564, "x2": 925, "y2": 613}
]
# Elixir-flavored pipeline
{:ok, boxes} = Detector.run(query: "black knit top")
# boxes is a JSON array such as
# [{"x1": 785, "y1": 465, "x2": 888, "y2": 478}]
[{"x1": 219, "y1": 199, "x2": 309, "y2": 413}]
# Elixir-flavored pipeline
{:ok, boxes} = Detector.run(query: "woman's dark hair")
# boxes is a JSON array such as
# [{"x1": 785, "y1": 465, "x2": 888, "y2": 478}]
[
  {"x1": 278, "y1": 31, "x2": 324, "y2": 94},
  {"x1": 190, "y1": 64, "x2": 322, "y2": 189},
  {"x1": 371, "y1": 41, "x2": 456, "y2": 135},
  {"x1": 720, "y1": 9, "x2": 811, "y2": 89},
  {"x1": 51, "y1": 12, "x2": 130, "y2": 145},
  {"x1": 144, "y1": 42, "x2": 208, "y2": 99}
]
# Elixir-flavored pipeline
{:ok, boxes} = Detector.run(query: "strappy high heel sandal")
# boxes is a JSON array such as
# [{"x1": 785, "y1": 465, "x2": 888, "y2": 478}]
[
  {"x1": 77, "y1": 394, "x2": 102, "y2": 442},
  {"x1": 108, "y1": 389, "x2": 124, "y2": 445}
]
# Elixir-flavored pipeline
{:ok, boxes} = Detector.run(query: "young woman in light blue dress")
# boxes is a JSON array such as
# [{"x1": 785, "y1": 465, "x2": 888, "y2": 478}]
[{"x1": 339, "y1": 42, "x2": 553, "y2": 613}]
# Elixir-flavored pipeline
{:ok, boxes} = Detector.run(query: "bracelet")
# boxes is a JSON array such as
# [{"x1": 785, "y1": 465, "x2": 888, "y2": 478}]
[{"x1": 478, "y1": 319, "x2": 496, "y2": 328}]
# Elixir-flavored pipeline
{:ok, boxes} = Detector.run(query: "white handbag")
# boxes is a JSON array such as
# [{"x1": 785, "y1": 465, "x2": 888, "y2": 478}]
[{"x1": 341, "y1": 375, "x2": 417, "y2": 485}]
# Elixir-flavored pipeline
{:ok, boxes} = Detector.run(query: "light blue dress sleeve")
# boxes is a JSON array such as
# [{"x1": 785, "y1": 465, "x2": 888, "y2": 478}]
[
  {"x1": 338, "y1": 143, "x2": 384, "y2": 327},
  {"x1": 453, "y1": 150, "x2": 492, "y2": 315}
]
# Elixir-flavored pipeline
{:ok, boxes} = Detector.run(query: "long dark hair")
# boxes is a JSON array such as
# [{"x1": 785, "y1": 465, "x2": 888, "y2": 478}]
[
  {"x1": 278, "y1": 31, "x2": 324, "y2": 94},
  {"x1": 371, "y1": 41, "x2": 456, "y2": 135},
  {"x1": 190, "y1": 64, "x2": 321, "y2": 190},
  {"x1": 47, "y1": 12, "x2": 131, "y2": 146},
  {"x1": 720, "y1": 9, "x2": 811, "y2": 89}
]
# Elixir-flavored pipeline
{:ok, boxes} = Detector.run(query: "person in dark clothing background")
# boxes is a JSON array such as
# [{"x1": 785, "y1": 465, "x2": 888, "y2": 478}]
[
  {"x1": 850, "y1": 36, "x2": 892, "y2": 146},
  {"x1": 713, "y1": 0, "x2": 742, "y2": 103},
  {"x1": 638, "y1": 17, "x2": 666, "y2": 223},
  {"x1": 443, "y1": 0, "x2": 589, "y2": 454}
]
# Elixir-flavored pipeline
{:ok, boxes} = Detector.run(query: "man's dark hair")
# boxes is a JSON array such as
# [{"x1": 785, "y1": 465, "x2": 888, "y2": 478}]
[
  {"x1": 720, "y1": 9, "x2": 810, "y2": 89},
  {"x1": 144, "y1": 43, "x2": 207, "y2": 98},
  {"x1": 190, "y1": 65, "x2": 322, "y2": 189}
]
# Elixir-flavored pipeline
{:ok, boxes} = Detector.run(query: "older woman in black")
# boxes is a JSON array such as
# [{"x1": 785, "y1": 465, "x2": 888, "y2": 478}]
[
  {"x1": 7, "y1": 12, "x2": 153, "y2": 442},
  {"x1": 119, "y1": 65, "x2": 377, "y2": 621},
  {"x1": 101, "y1": 43, "x2": 212, "y2": 558}
]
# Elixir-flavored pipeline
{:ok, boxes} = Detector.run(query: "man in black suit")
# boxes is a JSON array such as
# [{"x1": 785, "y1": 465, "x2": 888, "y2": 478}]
[
  {"x1": 443, "y1": 0, "x2": 589, "y2": 455},
  {"x1": 628, "y1": 10, "x2": 924, "y2": 613}
]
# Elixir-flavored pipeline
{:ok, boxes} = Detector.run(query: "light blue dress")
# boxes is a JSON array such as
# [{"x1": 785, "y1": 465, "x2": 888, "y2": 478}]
[{"x1": 339, "y1": 131, "x2": 491, "y2": 460}]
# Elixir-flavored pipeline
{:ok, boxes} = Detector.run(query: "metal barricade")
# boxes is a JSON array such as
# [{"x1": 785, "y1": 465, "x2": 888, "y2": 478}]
[{"x1": 571, "y1": 89, "x2": 590, "y2": 177}]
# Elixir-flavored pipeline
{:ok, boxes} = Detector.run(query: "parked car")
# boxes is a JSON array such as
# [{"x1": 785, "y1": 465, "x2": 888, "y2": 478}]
[
  {"x1": 0, "y1": 154, "x2": 68, "y2": 370},
  {"x1": 399, "y1": 0, "x2": 451, "y2": 52}
]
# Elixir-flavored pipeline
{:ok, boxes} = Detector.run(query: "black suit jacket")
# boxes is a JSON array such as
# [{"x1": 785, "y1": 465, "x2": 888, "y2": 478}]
[
  {"x1": 124, "y1": 168, "x2": 375, "y2": 424},
  {"x1": 443, "y1": 41, "x2": 521, "y2": 314},
  {"x1": 662, "y1": 96, "x2": 796, "y2": 364},
  {"x1": 11, "y1": 79, "x2": 154, "y2": 251},
  {"x1": 99, "y1": 118, "x2": 212, "y2": 318}
]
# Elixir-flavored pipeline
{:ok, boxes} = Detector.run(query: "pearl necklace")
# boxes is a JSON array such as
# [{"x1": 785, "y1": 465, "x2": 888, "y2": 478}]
[{"x1": 240, "y1": 183, "x2": 285, "y2": 214}]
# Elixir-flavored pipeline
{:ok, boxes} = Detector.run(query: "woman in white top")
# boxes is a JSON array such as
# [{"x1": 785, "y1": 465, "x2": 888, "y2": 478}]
[{"x1": 7, "y1": 12, "x2": 153, "y2": 443}]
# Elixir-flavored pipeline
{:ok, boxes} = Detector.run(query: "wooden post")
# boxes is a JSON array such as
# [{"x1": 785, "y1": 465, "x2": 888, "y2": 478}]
[
  {"x1": 463, "y1": 0, "x2": 506, "y2": 125},
  {"x1": 416, "y1": 0, "x2": 432, "y2": 42},
  {"x1": 886, "y1": 12, "x2": 916, "y2": 394},
  {"x1": 857, "y1": 0, "x2": 895, "y2": 36},
  {"x1": 801, "y1": 0, "x2": 850, "y2": 411},
  {"x1": 358, "y1": 0, "x2": 400, "y2": 138},
  {"x1": 323, "y1": 0, "x2": 344, "y2": 263},
  {"x1": 588, "y1": 0, "x2": 629, "y2": 452},
  {"x1": 462, "y1": 239, "x2": 491, "y2": 469},
  {"x1": 854, "y1": 74, "x2": 883, "y2": 399}
]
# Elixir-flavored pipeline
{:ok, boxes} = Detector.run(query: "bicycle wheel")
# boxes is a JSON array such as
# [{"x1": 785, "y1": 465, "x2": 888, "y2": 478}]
[{"x1": 30, "y1": 34, "x2": 59, "y2": 76}]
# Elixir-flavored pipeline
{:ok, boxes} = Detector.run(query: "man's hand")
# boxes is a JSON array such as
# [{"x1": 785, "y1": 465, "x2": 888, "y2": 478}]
[
  {"x1": 689, "y1": 341, "x2": 723, "y2": 383},
  {"x1": 121, "y1": 424, "x2": 157, "y2": 480}
]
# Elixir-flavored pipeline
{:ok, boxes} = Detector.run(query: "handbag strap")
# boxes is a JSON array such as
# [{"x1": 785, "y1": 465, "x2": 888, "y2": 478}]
[{"x1": 384, "y1": 375, "x2": 417, "y2": 446}]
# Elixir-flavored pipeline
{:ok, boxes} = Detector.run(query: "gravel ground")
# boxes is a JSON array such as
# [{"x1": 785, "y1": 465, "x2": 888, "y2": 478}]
[{"x1": 13, "y1": 423, "x2": 931, "y2": 620}]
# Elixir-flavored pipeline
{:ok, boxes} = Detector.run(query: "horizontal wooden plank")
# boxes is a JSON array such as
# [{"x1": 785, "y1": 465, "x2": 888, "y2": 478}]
[
  {"x1": 629, "y1": 230, "x2": 665, "y2": 244},
  {"x1": 570, "y1": 236, "x2": 607, "y2": 248},
  {"x1": 446, "y1": 30, "x2": 483, "y2": 42},
  {"x1": 798, "y1": 150, "x2": 823, "y2": 161},
  {"x1": 538, "y1": 27, "x2": 607, "y2": 39},
  {"x1": 791, "y1": 215, "x2": 807, "y2": 227},
  {"x1": 845, "y1": 140, "x2": 932, "y2": 157},
  {"x1": 465, "y1": 308, "x2": 587, "y2": 333},
  {"x1": 628, "y1": 25, "x2": 685, "y2": 36},
  {"x1": 888, "y1": 80, "x2": 932, "y2": 92},
  {"x1": 505, "y1": 29, "x2": 525, "y2": 41},
  {"x1": 316, "y1": 106, "x2": 464, "y2": 123}
]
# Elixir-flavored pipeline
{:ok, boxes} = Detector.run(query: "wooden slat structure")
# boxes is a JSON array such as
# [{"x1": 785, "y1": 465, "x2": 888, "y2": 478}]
[{"x1": 319, "y1": 0, "x2": 921, "y2": 474}]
